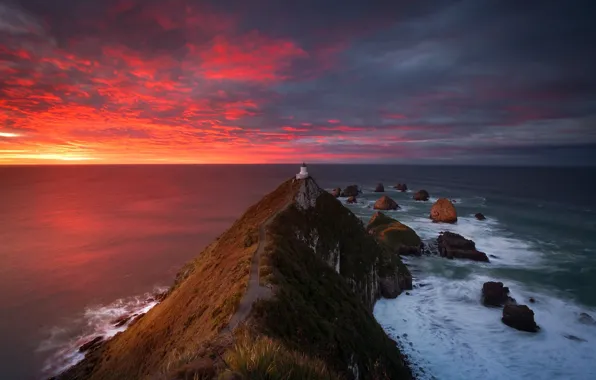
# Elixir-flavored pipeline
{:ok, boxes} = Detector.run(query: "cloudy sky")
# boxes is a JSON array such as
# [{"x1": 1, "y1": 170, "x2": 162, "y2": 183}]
[{"x1": 1, "y1": 0, "x2": 595, "y2": 164}]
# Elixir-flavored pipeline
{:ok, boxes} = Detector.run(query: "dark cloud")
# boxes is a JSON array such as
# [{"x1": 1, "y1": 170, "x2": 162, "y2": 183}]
[{"x1": 0, "y1": 0, "x2": 595, "y2": 163}]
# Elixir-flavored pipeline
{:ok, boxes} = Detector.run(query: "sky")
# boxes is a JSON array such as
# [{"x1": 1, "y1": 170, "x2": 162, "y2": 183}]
[{"x1": 1, "y1": 0, "x2": 595, "y2": 165}]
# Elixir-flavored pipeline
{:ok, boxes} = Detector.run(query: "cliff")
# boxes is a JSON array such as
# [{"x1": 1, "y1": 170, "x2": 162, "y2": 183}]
[{"x1": 55, "y1": 177, "x2": 412, "y2": 380}]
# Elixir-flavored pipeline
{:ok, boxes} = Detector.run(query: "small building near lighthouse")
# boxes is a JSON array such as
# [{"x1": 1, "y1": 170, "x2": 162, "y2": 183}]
[{"x1": 296, "y1": 162, "x2": 309, "y2": 179}]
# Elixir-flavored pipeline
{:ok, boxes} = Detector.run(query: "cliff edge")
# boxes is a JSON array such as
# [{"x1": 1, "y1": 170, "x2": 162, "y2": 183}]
[{"x1": 55, "y1": 177, "x2": 412, "y2": 380}]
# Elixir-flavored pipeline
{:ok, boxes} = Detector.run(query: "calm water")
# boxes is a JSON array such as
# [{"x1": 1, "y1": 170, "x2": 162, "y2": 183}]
[{"x1": 1, "y1": 165, "x2": 595, "y2": 379}]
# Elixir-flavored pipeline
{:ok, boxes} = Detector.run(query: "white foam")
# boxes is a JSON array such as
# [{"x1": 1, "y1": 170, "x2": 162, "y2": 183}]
[
  {"x1": 375, "y1": 273, "x2": 596, "y2": 380},
  {"x1": 39, "y1": 286, "x2": 167, "y2": 377}
]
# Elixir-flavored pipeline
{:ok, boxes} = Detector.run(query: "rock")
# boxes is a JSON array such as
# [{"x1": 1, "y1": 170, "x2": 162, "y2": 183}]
[
  {"x1": 79, "y1": 336, "x2": 104, "y2": 352},
  {"x1": 413, "y1": 190, "x2": 430, "y2": 201},
  {"x1": 394, "y1": 183, "x2": 408, "y2": 192},
  {"x1": 154, "y1": 291, "x2": 167, "y2": 302},
  {"x1": 489, "y1": 254, "x2": 498, "y2": 259},
  {"x1": 374, "y1": 195, "x2": 399, "y2": 210},
  {"x1": 564, "y1": 334, "x2": 587, "y2": 342},
  {"x1": 406, "y1": 292, "x2": 411, "y2": 295},
  {"x1": 482, "y1": 282, "x2": 515, "y2": 307},
  {"x1": 379, "y1": 277, "x2": 401, "y2": 298},
  {"x1": 579, "y1": 312, "x2": 596, "y2": 325},
  {"x1": 331, "y1": 187, "x2": 341, "y2": 198},
  {"x1": 111, "y1": 314, "x2": 133, "y2": 327},
  {"x1": 529, "y1": 297, "x2": 536, "y2": 303},
  {"x1": 367, "y1": 212, "x2": 423, "y2": 255},
  {"x1": 475, "y1": 213, "x2": 486, "y2": 220},
  {"x1": 341, "y1": 185, "x2": 360, "y2": 197},
  {"x1": 430, "y1": 198, "x2": 457, "y2": 223},
  {"x1": 451, "y1": 199, "x2": 457, "y2": 203},
  {"x1": 347, "y1": 196, "x2": 357, "y2": 204},
  {"x1": 374, "y1": 183, "x2": 385, "y2": 192},
  {"x1": 502, "y1": 304, "x2": 539, "y2": 332},
  {"x1": 437, "y1": 232, "x2": 489, "y2": 262}
]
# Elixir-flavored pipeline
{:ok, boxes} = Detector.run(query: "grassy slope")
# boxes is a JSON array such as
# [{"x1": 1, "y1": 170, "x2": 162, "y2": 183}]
[
  {"x1": 252, "y1": 187, "x2": 412, "y2": 379},
  {"x1": 367, "y1": 212, "x2": 422, "y2": 250},
  {"x1": 56, "y1": 178, "x2": 301, "y2": 380}
]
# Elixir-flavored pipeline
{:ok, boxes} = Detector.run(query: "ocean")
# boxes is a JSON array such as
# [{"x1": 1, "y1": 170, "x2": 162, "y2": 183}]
[{"x1": 1, "y1": 164, "x2": 595, "y2": 379}]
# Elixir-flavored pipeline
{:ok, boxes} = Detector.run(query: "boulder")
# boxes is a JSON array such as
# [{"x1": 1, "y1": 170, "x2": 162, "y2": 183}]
[
  {"x1": 502, "y1": 304, "x2": 539, "y2": 332},
  {"x1": 341, "y1": 185, "x2": 360, "y2": 197},
  {"x1": 482, "y1": 282, "x2": 516, "y2": 307},
  {"x1": 379, "y1": 272, "x2": 412, "y2": 299},
  {"x1": 475, "y1": 213, "x2": 486, "y2": 220},
  {"x1": 374, "y1": 183, "x2": 385, "y2": 192},
  {"x1": 437, "y1": 232, "x2": 489, "y2": 262},
  {"x1": 529, "y1": 297, "x2": 536, "y2": 303},
  {"x1": 379, "y1": 277, "x2": 401, "y2": 299},
  {"x1": 111, "y1": 314, "x2": 133, "y2": 327},
  {"x1": 579, "y1": 312, "x2": 596, "y2": 325},
  {"x1": 374, "y1": 195, "x2": 399, "y2": 210},
  {"x1": 394, "y1": 183, "x2": 408, "y2": 192},
  {"x1": 367, "y1": 212, "x2": 422, "y2": 255},
  {"x1": 79, "y1": 336, "x2": 104, "y2": 352},
  {"x1": 331, "y1": 187, "x2": 341, "y2": 198},
  {"x1": 347, "y1": 196, "x2": 357, "y2": 204},
  {"x1": 413, "y1": 190, "x2": 430, "y2": 201},
  {"x1": 430, "y1": 198, "x2": 457, "y2": 223}
]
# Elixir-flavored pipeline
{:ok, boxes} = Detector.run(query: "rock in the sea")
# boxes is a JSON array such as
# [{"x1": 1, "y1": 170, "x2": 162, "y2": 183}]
[
  {"x1": 413, "y1": 190, "x2": 430, "y2": 201},
  {"x1": 579, "y1": 312, "x2": 596, "y2": 325},
  {"x1": 529, "y1": 297, "x2": 536, "y2": 303},
  {"x1": 475, "y1": 213, "x2": 486, "y2": 220},
  {"x1": 379, "y1": 271, "x2": 412, "y2": 299},
  {"x1": 502, "y1": 304, "x2": 539, "y2": 332},
  {"x1": 374, "y1": 195, "x2": 399, "y2": 210},
  {"x1": 341, "y1": 185, "x2": 360, "y2": 197},
  {"x1": 395, "y1": 183, "x2": 408, "y2": 192},
  {"x1": 430, "y1": 198, "x2": 457, "y2": 223},
  {"x1": 564, "y1": 334, "x2": 587, "y2": 343},
  {"x1": 79, "y1": 336, "x2": 104, "y2": 352},
  {"x1": 111, "y1": 314, "x2": 133, "y2": 328},
  {"x1": 367, "y1": 212, "x2": 422, "y2": 255},
  {"x1": 437, "y1": 231, "x2": 489, "y2": 262},
  {"x1": 374, "y1": 183, "x2": 385, "y2": 192},
  {"x1": 482, "y1": 282, "x2": 515, "y2": 307},
  {"x1": 347, "y1": 196, "x2": 357, "y2": 204}
]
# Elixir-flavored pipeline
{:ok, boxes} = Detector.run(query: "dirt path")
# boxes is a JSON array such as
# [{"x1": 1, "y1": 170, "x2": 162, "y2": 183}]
[{"x1": 225, "y1": 203, "x2": 287, "y2": 332}]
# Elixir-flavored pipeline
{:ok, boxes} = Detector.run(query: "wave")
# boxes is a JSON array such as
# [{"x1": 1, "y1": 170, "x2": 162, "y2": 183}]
[{"x1": 37, "y1": 286, "x2": 168, "y2": 378}]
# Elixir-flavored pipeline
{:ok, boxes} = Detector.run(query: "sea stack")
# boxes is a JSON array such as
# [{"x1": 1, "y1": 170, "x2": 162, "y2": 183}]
[{"x1": 54, "y1": 176, "x2": 413, "y2": 380}]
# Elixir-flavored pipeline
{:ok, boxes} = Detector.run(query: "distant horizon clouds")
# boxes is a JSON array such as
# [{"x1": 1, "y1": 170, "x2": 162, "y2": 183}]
[{"x1": 1, "y1": 0, "x2": 595, "y2": 164}]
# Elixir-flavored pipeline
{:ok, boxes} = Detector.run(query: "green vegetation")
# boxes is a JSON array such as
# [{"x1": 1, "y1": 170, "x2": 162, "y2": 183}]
[
  {"x1": 367, "y1": 212, "x2": 421, "y2": 253},
  {"x1": 223, "y1": 333, "x2": 341, "y2": 380},
  {"x1": 253, "y1": 190, "x2": 412, "y2": 379}
]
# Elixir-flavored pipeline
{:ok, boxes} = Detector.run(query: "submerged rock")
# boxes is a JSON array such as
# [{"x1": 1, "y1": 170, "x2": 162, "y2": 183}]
[
  {"x1": 111, "y1": 315, "x2": 133, "y2": 328},
  {"x1": 341, "y1": 185, "x2": 360, "y2": 197},
  {"x1": 367, "y1": 212, "x2": 422, "y2": 255},
  {"x1": 475, "y1": 213, "x2": 486, "y2": 220},
  {"x1": 374, "y1": 183, "x2": 385, "y2": 192},
  {"x1": 374, "y1": 195, "x2": 399, "y2": 210},
  {"x1": 79, "y1": 337, "x2": 104, "y2": 352},
  {"x1": 579, "y1": 312, "x2": 596, "y2": 325},
  {"x1": 564, "y1": 334, "x2": 587, "y2": 342},
  {"x1": 430, "y1": 198, "x2": 457, "y2": 223},
  {"x1": 413, "y1": 190, "x2": 430, "y2": 201},
  {"x1": 395, "y1": 183, "x2": 408, "y2": 192},
  {"x1": 482, "y1": 282, "x2": 515, "y2": 307},
  {"x1": 347, "y1": 196, "x2": 357, "y2": 204},
  {"x1": 437, "y1": 232, "x2": 489, "y2": 262},
  {"x1": 502, "y1": 304, "x2": 539, "y2": 332},
  {"x1": 331, "y1": 187, "x2": 341, "y2": 198}
]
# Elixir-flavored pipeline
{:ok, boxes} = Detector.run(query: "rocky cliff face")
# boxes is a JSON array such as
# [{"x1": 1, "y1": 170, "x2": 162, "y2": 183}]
[{"x1": 55, "y1": 177, "x2": 412, "y2": 380}]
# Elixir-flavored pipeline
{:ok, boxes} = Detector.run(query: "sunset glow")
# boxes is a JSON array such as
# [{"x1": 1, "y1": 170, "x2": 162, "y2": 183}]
[{"x1": 1, "y1": 0, "x2": 595, "y2": 164}]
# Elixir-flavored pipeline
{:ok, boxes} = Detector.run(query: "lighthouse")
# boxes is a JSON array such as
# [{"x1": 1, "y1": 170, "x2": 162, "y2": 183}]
[{"x1": 296, "y1": 162, "x2": 309, "y2": 179}]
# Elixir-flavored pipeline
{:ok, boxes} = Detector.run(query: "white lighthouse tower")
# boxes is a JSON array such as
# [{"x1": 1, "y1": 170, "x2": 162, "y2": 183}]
[{"x1": 296, "y1": 162, "x2": 309, "y2": 179}]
